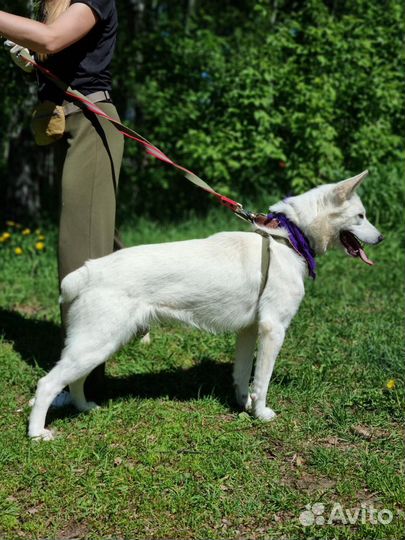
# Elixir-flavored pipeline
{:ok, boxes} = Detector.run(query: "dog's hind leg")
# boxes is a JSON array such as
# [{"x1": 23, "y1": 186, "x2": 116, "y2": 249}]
[
  {"x1": 28, "y1": 292, "x2": 150, "y2": 440},
  {"x1": 233, "y1": 323, "x2": 257, "y2": 411},
  {"x1": 28, "y1": 370, "x2": 66, "y2": 440},
  {"x1": 28, "y1": 341, "x2": 117, "y2": 440}
]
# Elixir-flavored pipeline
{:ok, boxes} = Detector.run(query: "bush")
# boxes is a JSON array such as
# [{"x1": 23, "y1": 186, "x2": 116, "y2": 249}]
[
  {"x1": 115, "y1": 0, "x2": 404, "y2": 222},
  {"x1": 1, "y1": 1, "x2": 404, "y2": 228}
]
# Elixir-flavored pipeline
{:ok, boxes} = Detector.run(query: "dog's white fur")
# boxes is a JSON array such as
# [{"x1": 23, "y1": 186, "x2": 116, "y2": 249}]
[{"x1": 29, "y1": 171, "x2": 382, "y2": 440}]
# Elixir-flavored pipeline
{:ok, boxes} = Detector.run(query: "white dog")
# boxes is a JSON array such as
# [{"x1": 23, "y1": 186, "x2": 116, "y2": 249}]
[{"x1": 29, "y1": 171, "x2": 383, "y2": 439}]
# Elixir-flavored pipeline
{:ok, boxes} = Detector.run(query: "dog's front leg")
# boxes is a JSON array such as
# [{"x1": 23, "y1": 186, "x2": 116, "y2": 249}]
[
  {"x1": 251, "y1": 320, "x2": 285, "y2": 421},
  {"x1": 233, "y1": 323, "x2": 258, "y2": 411}
]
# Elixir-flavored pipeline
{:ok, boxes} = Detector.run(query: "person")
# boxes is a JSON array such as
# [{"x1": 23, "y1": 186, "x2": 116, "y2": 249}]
[{"x1": 0, "y1": 1, "x2": 124, "y2": 400}]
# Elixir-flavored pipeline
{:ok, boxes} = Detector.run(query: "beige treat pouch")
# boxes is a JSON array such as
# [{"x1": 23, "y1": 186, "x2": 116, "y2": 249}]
[{"x1": 31, "y1": 101, "x2": 65, "y2": 145}]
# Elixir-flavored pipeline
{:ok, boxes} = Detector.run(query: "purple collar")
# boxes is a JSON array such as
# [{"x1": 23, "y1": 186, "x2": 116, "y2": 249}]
[{"x1": 266, "y1": 212, "x2": 316, "y2": 279}]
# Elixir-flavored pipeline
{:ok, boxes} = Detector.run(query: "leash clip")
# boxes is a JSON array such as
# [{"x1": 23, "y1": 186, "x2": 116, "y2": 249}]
[{"x1": 234, "y1": 207, "x2": 257, "y2": 224}]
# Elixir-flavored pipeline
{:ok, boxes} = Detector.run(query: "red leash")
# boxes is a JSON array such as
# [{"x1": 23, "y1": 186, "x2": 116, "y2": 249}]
[{"x1": 26, "y1": 54, "x2": 245, "y2": 215}]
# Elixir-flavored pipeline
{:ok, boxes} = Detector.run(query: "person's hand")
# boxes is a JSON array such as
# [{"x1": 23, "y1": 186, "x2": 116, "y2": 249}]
[{"x1": 4, "y1": 40, "x2": 34, "y2": 73}]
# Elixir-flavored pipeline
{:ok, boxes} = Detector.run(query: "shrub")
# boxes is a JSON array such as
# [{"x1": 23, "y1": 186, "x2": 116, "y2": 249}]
[{"x1": 115, "y1": 0, "x2": 404, "y2": 222}]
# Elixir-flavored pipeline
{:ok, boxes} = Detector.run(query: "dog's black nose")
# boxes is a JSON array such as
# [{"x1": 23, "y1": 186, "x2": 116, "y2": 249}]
[{"x1": 377, "y1": 234, "x2": 384, "y2": 244}]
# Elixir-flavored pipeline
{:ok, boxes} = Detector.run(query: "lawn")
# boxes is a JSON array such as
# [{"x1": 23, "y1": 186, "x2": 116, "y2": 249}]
[{"x1": 0, "y1": 209, "x2": 404, "y2": 540}]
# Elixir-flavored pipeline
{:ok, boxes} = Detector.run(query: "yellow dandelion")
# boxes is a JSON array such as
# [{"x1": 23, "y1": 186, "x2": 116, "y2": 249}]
[
  {"x1": 6, "y1": 220, "x2": 15, "y2": 227},
  {"x1": 22, "y1": 228, "x2": 31, "y2": 236},
  {"x1": 0, "y1": 232, "x2": 11, "y2": 243},
  {"x1": 14, "y1": 247, "x2": 23, "y2": 255},
  {"x1": 37, "y1": 234, "x2": 46, "y2": 241},
  {"x1": 386, "y1": 379, "x2": 396, "y2": 390},
  {"x1": 35, "y1": 241, "x2": 45, "y2": 251}
]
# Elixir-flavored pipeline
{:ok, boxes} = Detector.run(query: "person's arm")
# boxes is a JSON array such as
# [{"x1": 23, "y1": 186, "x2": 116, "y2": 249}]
[{"x1": 0, "y1": 3, "x2": 98, "y2": 55}]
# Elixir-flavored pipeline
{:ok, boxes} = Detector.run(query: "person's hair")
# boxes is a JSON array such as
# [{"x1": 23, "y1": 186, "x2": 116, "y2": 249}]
[{"x1": 42, "y1": 0, "x2": 71, "y2": 24}]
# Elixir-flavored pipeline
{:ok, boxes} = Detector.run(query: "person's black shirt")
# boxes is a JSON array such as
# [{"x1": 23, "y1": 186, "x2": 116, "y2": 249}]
[{"x1": 36, "y1": 0, "x2": 118, "y2": 104}]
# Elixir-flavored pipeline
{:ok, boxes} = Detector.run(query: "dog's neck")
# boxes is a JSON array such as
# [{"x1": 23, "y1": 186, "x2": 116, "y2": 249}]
[
  {"x1": 265, "y1": 212, "x2": 317, "y2": 279},
  {"x1": 269, "y1": 193, "x2": 330, "y2": 255}
]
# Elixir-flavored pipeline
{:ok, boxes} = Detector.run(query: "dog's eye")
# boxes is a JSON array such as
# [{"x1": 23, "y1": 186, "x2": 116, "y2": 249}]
[{"x1": 358, "y1": 213, "x2": 364, "y2": 219}]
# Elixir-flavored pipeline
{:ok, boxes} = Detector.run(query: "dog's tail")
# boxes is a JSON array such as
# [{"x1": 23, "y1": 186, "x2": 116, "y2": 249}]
[{"x1": 60, "y1": 265, "x2": 89, "y2": 304}]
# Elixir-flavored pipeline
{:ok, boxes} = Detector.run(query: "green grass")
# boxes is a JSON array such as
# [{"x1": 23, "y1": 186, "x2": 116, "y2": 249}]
[{"x1": 0, "y1": 210, "x2": 404, "y2": 540}]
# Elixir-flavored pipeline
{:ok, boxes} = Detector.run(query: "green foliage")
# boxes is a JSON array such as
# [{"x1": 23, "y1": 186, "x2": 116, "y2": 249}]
[
  {"x1": 114, "y1": 0, "x2": 404, "y2": 219},
  {"x1": 0, "y1": 1, "x2": 32, "y2": 169},
  {"x1": 0, "y1": 221, "x2": 47, "y2": 257},
  {"x1": 361, "y1": 162, "x2": 405, "y2": 231},
  {"x1": 1, "y1": 1, "x2": 404, "y2": 225}
]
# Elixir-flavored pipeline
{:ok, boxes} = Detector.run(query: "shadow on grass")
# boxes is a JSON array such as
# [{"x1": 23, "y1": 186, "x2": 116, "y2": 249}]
[
  {"x1": 44, "y1": 361, "x2": 236, "y2": 426},
  {"x1": 0, "y1": 309, "x2": 236, "y2": 409},
  {"x1": 105, "y1": 358, "x2": 234, "y2": 406},
  {"x1": 0, "y1": 308, "x2": 62, "y2": 371}
]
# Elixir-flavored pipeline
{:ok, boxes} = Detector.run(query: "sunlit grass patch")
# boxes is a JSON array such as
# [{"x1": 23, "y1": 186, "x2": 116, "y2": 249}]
[{"x1": 0, "y1": 213, "x2": 403, "y2": 540}]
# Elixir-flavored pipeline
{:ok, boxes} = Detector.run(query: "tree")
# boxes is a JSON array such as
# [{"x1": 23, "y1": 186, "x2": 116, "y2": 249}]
[{"x1": 1, "y1": 0, "x2": 404, "y2": 223}]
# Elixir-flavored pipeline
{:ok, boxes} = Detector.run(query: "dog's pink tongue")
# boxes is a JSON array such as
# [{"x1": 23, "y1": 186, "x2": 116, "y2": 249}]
[{"x1": 359, "y1": 247, "x2": 374, "y2": 266}]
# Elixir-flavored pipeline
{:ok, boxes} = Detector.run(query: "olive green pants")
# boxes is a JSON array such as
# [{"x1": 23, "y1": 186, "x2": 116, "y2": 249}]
[{"x1": 54, "y1": 102, "x2": 124, "y2": 398}]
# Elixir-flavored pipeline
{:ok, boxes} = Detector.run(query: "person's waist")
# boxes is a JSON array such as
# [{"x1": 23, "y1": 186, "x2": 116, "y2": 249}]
[{"x1": 63, "y1": 90, "x2": 112, "y2": 116}]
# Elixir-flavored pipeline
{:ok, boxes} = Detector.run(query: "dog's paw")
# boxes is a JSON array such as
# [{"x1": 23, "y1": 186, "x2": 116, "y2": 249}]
[
  {"x1": 253, "y1": 407, "x2": 277, "y2": 422},
  {"x1": 234, "y1": 387, "x2": 252, "y2": 411},
  {"x1": 237, "y1": 393, "x2": 252, "y2": 411},
  {"x1": 140, "y1": 332, "x2": 151, "y2": 345},
  {"x1": 74, "y1": 400, "x2": 100, "y2": 412},
  {"x1": 82, "y1": 401, "x2": 100, "y2": 412},
  {"x1": 244, "y1": 394, "x2": 252, "y2": 411},
  {"x1": 30, "y1": 428, "x2": 55, "y2": 441}
]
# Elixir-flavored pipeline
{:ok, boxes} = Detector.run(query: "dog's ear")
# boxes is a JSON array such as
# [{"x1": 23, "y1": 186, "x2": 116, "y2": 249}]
[{"x1": 333, "y1": 170, "x2": 368, "y2": 203}]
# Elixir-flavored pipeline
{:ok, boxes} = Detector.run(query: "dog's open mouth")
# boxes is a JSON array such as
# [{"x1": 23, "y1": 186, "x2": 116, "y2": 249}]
[{"x1": 340, "y1": 231, "x2": 374, "y2": 265}]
